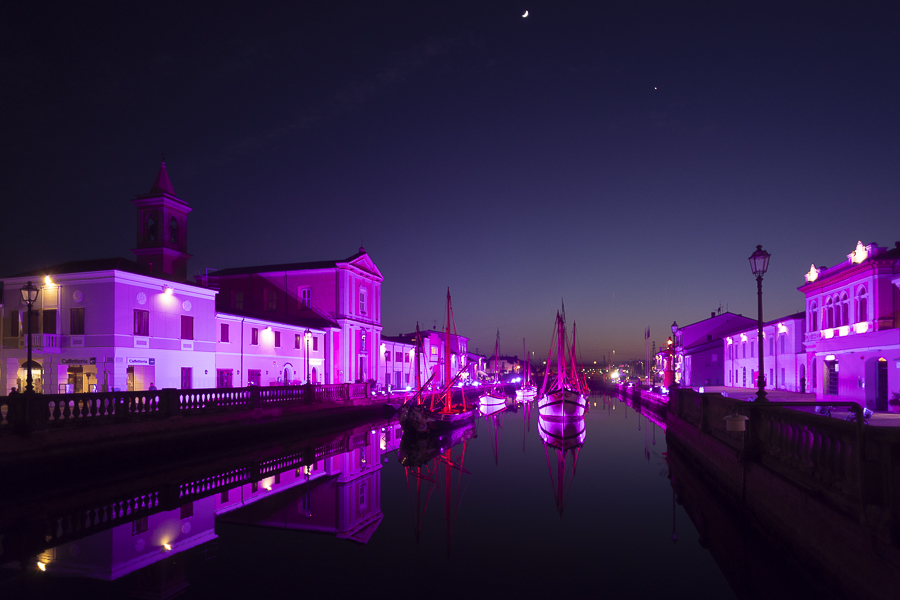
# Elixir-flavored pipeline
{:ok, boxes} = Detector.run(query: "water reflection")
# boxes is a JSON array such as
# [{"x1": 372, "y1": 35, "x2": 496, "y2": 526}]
[{"x1": 1, "y1": 394, "x2": 741, "y2": 599}]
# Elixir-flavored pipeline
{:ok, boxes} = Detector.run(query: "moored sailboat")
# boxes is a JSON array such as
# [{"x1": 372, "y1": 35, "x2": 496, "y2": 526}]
[
  {"x1": 478, "y1": 329, "x2": 507, "y2": 414},
  {"x1": 399, "y1": 289, "x2": 477, "y2": 434},
  {"x1": 537, "y1": 308, "x2": 589, "y2": 420}
]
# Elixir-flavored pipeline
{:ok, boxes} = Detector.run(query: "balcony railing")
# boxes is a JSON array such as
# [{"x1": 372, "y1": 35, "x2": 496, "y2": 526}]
[{"x1": 18, "y1": 334, "x2": 61, "y2": 354}]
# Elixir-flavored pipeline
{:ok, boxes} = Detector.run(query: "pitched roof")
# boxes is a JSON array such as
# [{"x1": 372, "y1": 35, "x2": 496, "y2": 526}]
[
  {"x1": 150, "y1": 160, "x2": 175, "y2": 195},
  {"x1": 7, "y1": 257, "x2": 193, "y2": 284},
  {"x1": 218, "y1": 307, "x2": 338, "y2": 331},
  {"x1": 214, "y1": 250, "x2": 368, "y2": 277}
]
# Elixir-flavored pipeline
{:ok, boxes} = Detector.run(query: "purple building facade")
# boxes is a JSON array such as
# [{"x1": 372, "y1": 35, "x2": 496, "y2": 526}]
[{"x1": 799, "y1": 241, "x2": 900, "y2": 409}]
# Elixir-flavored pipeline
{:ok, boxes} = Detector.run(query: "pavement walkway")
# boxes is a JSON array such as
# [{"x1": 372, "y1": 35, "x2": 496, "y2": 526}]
[{"x1": 699, "y1": 386, "x2": 900, "y2": 427}]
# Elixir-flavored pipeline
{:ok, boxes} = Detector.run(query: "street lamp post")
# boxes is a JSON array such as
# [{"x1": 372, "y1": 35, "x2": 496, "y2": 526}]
[
  {"x1": 304, "y1": 329, "x2": 312, "y2": 384},
  {"x1": 749, "y1": 245, "x2": 771, "y2": 402},
  {"x1": 20, "y1": 281, "x2": 39, "y2": 394}
]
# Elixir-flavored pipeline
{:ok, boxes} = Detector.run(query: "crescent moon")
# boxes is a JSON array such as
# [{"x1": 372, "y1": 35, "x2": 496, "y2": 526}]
[{"x1": 522, "y1": 10, "x2": 528, "y2": 17}]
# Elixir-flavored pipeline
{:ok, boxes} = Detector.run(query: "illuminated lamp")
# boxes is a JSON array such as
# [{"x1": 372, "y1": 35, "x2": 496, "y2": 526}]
[
  {"x1": 163, "y1": 544, "x2": 172, "y2": 551},
  {"x1": 20, "y1": 281, "x2": 39, "y2": 393},
  {"x1": 163, "y1": 285, "x2": 173, "y2": 295},
  {"x1": 838, "y1": 326, "x2": 850, "y2": 337},
  {"x1": 778, "y1": 323, "x2": 788, "y2": 334},
  {"x1": 748, "y1": 244, "x2": 771, "y2": 403},
  {"x1": 726, "y1": 337, "x2": 733, "y2": 344},
  {"x1": 823, "y1": 329, "x2": 834, "y2": 339},
  {"x1": 825, "y1": 355, "x2": 836, "y2": 361},
  {"x1": 37, "y1": 562, "x2": 47, "y2": 572},
  {"x1": 740, "y1": 333, "x2": 747, "y2": 342},
  {"x1": 43, "y1": 275, "x2": 53, "y2": 286},
  {"x1": 855, "y1": 322, "x2": 869, "y2": 334}
]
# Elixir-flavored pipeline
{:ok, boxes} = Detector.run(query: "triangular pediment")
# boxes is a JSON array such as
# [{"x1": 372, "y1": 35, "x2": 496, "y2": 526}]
[{"x1": 345, "y1": 254, "x2": 384, "y2": 281}]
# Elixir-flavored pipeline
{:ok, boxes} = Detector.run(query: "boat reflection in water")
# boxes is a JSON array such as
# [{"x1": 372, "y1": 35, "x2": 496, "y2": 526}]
[
  {"x1": 538, "y1": 402, "x2": 587, "y2": 517},
  {"x1": 398, "y1": 419, "x2": 476, "y2": 555}
]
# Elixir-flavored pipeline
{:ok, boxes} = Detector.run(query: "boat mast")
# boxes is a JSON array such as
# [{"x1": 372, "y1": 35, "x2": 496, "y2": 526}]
[
  {"x1": 415, "y1": 322, "x2": 423, "y2": 395},
  {"x1": 556, "y1": 311, "x2": 566, "y2": 391},
  {"x1": 444, "y1": 288, "x2": 452, "y2": 414}
]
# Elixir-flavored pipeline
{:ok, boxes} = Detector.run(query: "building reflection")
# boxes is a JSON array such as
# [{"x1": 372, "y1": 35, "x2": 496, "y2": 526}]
[{"x1": 7, "y1": 417, "x2": 403, "y2": 595}]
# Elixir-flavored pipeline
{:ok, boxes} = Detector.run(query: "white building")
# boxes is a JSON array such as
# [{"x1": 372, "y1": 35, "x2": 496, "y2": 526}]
[{"x1": 725, "y1": 312, "x2": 807, "y2": 392}]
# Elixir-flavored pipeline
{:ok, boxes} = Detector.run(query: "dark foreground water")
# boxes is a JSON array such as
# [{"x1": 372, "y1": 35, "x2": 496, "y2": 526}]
[{"x1": 0, "y1": 395, "x2": 736, "y2": 599}]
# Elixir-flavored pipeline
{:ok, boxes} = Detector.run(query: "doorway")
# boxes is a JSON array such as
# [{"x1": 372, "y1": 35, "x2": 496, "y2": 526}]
[{"x1": 876, "y1": 359, "x2": 888, "y2": 411}]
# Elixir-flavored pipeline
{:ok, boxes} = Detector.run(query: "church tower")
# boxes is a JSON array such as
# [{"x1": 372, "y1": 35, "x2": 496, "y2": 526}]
[{"x1": 131, "y1": 159, "x2": 192, "y2": 280}]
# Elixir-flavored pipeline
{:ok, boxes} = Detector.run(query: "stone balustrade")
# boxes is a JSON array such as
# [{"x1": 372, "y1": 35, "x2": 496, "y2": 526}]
[{"x1": 0, "y1": 381, "x2": 375, "y2": 436}]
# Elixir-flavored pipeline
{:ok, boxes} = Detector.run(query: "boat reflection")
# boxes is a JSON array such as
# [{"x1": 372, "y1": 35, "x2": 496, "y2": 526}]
[
  {"x1": 398, "y1": 419, "x2": 475, "y2": 555},
  {"x1": 538, "y1": 406, "x2": 587, "y2": 517}
]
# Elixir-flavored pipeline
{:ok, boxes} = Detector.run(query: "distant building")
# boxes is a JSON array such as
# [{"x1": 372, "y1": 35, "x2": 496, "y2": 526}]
[
  {"x1": 668, "y1": 311, "x2": 757, "y2": 388},
  {"x1": 487, "y1": 355, "x2": 522, "y2": 378},
  {"x1": 725, "y1": 312, "x2": 806, "y2": 392},
  {"x1": 379, "y1": 335, "x2": 416, "y2": 390},
  {"x1": 798, "y1": 241, "x2": 900, "y2": 409}
]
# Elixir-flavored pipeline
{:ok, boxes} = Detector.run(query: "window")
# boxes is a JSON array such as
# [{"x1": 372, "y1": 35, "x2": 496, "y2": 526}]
[
  {"x1": 742, "y1": 367, "x2": 746, "y2": 387},
  {"x1": 275, "y1": 331, "x2": 281, "y2": 347},
  {"x1": 313, "y1": 336, "x2": 318, "y2": 351},
  {"x1": 217, "y1": 369, "x2": 233, "y2": 388},
  {"x1": 404, "y1": 353, "x2": 409, "y2": 363},
  {"x1": 169, "y1": 217, "x2": 178, "y2": 244},
  {"x1": 810, "y1": 302, "x2": 818, "y2": 331},
  {"x1": 42, "y1": 309, "x2": 57, "y2": 335},
  {"x1": 781, "y1": 367, "x2": 785, "y2": 387},
  {"x1": 180, "y1": 502, "x2": 193, "y2": 519},
  {"x1": 360, "y1": 332, "x2": 366, "y2": 351},
  {"x1": 295, "y1": 334, "x2": 301, "y2": 349},
  {"x1": 134, "y1": 309, "x2": 149, "y2": 336},
  {"x1": 395, "y1": 352, "x2": 402, "y2": 362},
  {"x1": 70, "y1": 308, "x2": 85, "y2": 335},
  {"x1": 840, "y1": 293, "x2": 849, "y2": 327},
  {"x1": 359, "y1": 288, "x2": 367, "y2": 314},
  {"x1": 181, "y1": 315, "x2": 194, "y2": 340},
  {"x1": 359, "y1": 482, "x2": 367, "y2": 509},
  {"x1": 780, "y1": 334, "x2": 785, "y2": 355},
  {"x1": 251, "y1": 327, "x2": 259, "y2": 345},
  {"x1": 769, "y1": 337, "x2": 774, "y2": 357},
  {"x1": 146, "y1": 213, "x2": 158, "y2": 241},
  {"x1": 385, "y1": 350, "x2": 391, "y2": 361},
  {"x1": 233, "y1": 291, "x2": 244, "y2": 310},
  {"x1": 299, "y1": 287, "x2": 311, "y2": 309},
  {"x1": 221, "y1": 323, "x2": 229, "y2": 342},
  {"x1": 857, "y1": 287, "x2": 868, "y2": 323},
  {"x1": 248, "y1": 369, "x2": 261, "y2": 386},
  {"x1": 266, "y1": 289, "x2": 277, "y2": 311},
  {"x1": 221, "y1": 490, "x2": 229, "y2": 502},
  {"x1": 750, "y1": 342, "x2": 754, "y2": 358},
  {"x1": 132, "y1": 517, "x2": 149, "y2": 536},
  {"x1": 10, "y1": 310, "x2": 19, "y2": 337},
  {"x1": 181, "y1": 367, "x2": 193, "y2": 389},
  {"x1": 825, "y1": 298, "x2": 834, "y2": 329}
]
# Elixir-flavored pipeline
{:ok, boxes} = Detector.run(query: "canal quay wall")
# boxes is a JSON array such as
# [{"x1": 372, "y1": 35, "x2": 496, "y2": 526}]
[
  {"x1": 652, "y1": 385, "x2": 900, "y2": 599},
  {"x1": 0, "y1": 383, "x2": 402, "y2": 468}
]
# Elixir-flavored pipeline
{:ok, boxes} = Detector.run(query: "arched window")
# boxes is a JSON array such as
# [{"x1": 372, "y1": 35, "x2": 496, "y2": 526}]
[
  {"x1": 146, "y1": 213, "x2": 158, "y2": 241},
  {"x1": 857, "y1": 286, "x2": 868, "y2": 323},
  {"x1": 825, "y1": 298, "x2": 834, "y2": 329},
  {"x1": 169, "y1": 217, "x2": 178, "y2": 244},
  {"x1": 810, "y1": 302, "x2": 818, "y2": 331},
  {"x1": 840, "y1": 292, "x2": 849, "y2": 327}
]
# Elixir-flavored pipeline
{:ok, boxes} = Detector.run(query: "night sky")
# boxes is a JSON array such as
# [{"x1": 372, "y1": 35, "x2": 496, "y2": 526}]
[{"x1": 2, "y1": 2, "x2": 899, "y2": 361}]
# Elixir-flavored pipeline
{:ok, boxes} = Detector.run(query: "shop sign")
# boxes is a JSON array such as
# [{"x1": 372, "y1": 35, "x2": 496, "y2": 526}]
[
  {"x1": 127, "y1": 357, "x2": 156, "y2": 366},
  {"x1": 62, "y1": 358, "x2": 96, "y2": 365}
]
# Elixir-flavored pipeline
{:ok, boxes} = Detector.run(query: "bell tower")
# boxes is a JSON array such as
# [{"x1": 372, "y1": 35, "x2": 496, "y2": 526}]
[{"x1": 131, "y1": 159, "x2": 192, "y2": 280}]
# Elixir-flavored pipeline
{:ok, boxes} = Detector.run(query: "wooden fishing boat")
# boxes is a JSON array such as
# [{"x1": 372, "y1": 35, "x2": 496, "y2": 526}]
[
  {"x1": 537, "y1": 308, "x2": 589, "y2": 419},
  {"x1": 479, "y1": 329, "x2": 507, "y2": 409},
  {"x1": 399, "y1": 289, "x2": 477, "y2": 435},
  {"x1": 516, "y1": 338, "x2": 538, "y2": 401}
]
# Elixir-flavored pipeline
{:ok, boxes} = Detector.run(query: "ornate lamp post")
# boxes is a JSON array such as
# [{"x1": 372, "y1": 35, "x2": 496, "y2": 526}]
[
  {"x1": 304, "y1": 329, "x2": 312, "y2": 384},
  {"x1": 20, "y1": 281, "x2": 39, "y2": 393},
  {"x1": 749, "y1": 245, "x2": 771, "y2": 402}
]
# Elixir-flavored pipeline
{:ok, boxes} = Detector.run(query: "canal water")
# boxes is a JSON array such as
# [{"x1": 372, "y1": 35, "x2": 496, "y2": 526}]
[{"x1": 0, "y1": 394, "x2": 736, "y2": 599}]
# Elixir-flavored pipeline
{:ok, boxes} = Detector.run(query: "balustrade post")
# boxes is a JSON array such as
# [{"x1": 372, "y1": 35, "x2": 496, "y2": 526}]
[
  {"x1": 248, "y1": 386, "x2": 258, "y2": 410},
  {"x1": 115, "y1": 394, "x2": 129, "y2": 421},
  {"x1": 24, "y1": 392, "x2": 48, "y2": 433},
  {"x1": 344, "y1": 383, "x2": 351, "y2": 401},
  {"x1": 700, "y1": 394, "x2": 710, "y2": 433},
  {"x1": 160, "y1": 389, "x2": 179, "y2": 417}
]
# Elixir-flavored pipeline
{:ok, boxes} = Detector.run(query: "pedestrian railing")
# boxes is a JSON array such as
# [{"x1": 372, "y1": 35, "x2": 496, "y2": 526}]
[
  {"x1": 0, "y1": 381, "x2": 374, "y2": 436},
  {"x1": 667, "y1": 386, "x2": 900, "y2": 527}
]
